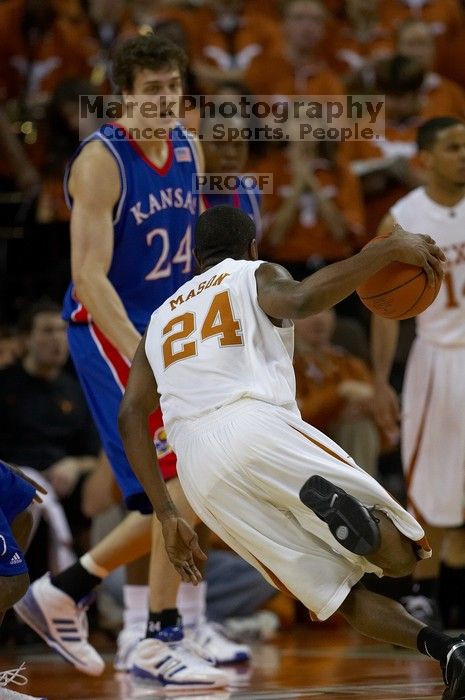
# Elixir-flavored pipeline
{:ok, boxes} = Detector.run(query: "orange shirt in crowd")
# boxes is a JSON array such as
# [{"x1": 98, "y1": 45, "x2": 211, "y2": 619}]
[
  {"x1": 243, "y1": 0, "x2": 281, "y2": 21},
  {"x1": 379, "y1": 0, "x2": 463, "y2": 38},
  {"x1": 380, "y1": 0, "x2": 465, "y2": 81},
  {"x1": 245, "y1": 52, "x2": 346, "y2": 99},
  {"x1": 345, "y1": 71, "x2": 465, "y2": 234},
  {"x1": 421, "y1": 72, "x2": 465, "y2": 120},
  {"x1": 437, "y1": 26, "x2": 465, "y2": 89},
  {"x1": 186, "y1": 6, "x2": 282, "y2": 74},
  {"x1": 258, "y1": 147, "x2": 365, "y2": 263},
  {"x1": 0, "y1": 0, "x2": 99, "y2": 102},
  {"x1": 294, "y1": 347, "x2": 374, "y2": 432},
  {"x1": 344, "y1": 121, "x2": 420, "y2": 235},
  {"x1": 329, "y1": 22, "x2": 393, "y2": 78}
]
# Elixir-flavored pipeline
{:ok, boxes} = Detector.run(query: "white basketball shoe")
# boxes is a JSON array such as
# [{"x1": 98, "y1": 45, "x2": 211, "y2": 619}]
[
  {"x1": 185, "y1": 620, "x2": 251, "y2": 664},
  {"x1": 114, "y1": 622, "x2": 146, "y2": 672},
  {"x1": 131, "y1": 626, "x2": 229, "y2": 689},
  {"x1": 14, "y1": 573, "x2": 104, "y2": 676}
]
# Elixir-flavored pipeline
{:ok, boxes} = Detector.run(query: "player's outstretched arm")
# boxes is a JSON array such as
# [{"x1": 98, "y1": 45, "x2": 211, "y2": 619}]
[
  {"x1": 118, "y1": 335, "x2": 206, "y2": 584},
  {"x1": 68, "y1": 141, "x2": 142, "y2": 360},
  {"x1": 256, "y1": 225, "x2": 445, "y2": 320},
  {"x1": 371, "y1": 313, "x2": 400, "y2": 438}
]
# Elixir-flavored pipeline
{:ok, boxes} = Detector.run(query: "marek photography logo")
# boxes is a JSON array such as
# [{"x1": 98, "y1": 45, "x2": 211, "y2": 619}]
[{"x1": 79, "y1": 94, "x2": 385, "y2": 143}]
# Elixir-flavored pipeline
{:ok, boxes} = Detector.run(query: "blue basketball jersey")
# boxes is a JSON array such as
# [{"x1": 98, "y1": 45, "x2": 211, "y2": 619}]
[
  {"x1": 202, "y1": 186, "x2": 262, "y2": 240},
  {"x1": 63, "y1": 123, "x2": 200, "y2": 333}
]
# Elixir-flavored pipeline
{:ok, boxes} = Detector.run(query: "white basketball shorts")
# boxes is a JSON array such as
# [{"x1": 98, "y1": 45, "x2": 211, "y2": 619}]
[
  {"x1": 402, "y1": 337, "x2": 465, "y2": 527},
  {"x1": 170, "y1": 399, "x2": 427, "y2": 621}
]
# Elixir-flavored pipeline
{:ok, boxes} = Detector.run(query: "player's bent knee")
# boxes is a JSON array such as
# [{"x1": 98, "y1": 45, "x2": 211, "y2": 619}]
[{"x1": 0, "y1": 572, "x2": 30, "y2": 610}]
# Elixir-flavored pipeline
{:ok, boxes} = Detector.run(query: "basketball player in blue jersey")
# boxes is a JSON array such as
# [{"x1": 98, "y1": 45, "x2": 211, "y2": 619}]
[
  {"x1": 14, "y1": 34, "x2": 231, "y2": 689},
  {"x1": 0, "y1": 460, "x2": 47, "y2": 700}
]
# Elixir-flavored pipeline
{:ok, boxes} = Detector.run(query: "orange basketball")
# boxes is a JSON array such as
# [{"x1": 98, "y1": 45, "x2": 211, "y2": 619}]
[{"x1": 356, "y1": 237, "x2": 442, "y2": 320}]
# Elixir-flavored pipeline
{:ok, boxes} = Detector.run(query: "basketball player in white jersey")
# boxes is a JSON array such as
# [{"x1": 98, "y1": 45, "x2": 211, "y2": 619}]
[
  {"x1": 372, "y1": 117, "x2": 465, "y2": 631},
  {"x1": 118, "y1": 205, "x2": 465, "y2": 698}
]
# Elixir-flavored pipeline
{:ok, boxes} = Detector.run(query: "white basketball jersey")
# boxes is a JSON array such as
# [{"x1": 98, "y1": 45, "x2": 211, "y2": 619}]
[
  {"x1": 145, "y1": 258, "x2": 299, "y2": 435},
  {"x1": 390, "y1": 187, "x2": 465, "y2": 346}
]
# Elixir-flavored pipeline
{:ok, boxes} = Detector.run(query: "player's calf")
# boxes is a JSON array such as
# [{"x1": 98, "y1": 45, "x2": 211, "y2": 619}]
[
  {"x1": 11, "y1": 511, "x2": 33, "y2": 552},
  {"x1": 0, "y1": 572, "x2": 30, "y2": 612},
  {"x1": 370, "y1": 511, "x2": 417, "y2": 578}
]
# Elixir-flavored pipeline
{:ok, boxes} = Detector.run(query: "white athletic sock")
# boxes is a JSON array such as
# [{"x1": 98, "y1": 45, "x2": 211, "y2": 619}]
[
  {"x1": 122, "y1": 585, "x2": 149, "y2": 629},
  {"x1": 177, "y1": 581, "x2": 207, "y2": 628},
  {"x1": 80, "y1": 553, "x2": 110, "y2": 579}
]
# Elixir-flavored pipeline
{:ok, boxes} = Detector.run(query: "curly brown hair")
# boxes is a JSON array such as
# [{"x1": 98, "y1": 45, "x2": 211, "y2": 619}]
[{"x1": 112, "y1": 34, "x2": 188, "y2": 93}]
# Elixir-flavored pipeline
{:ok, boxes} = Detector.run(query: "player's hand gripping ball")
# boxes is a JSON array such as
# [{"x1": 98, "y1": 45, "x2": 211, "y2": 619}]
[{"x1": 356, "y1": 236, "x2": 442, "y2": 320}]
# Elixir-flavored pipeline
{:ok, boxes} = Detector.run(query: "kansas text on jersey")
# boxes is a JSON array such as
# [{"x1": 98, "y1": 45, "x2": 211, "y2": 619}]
[{"x1": 63, "y1": 122, "x2": 200, "y2": 333}]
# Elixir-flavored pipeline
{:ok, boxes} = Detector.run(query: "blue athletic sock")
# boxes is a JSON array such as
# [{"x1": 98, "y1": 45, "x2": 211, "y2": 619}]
[{"x1": 147, "y1": 609, "x2": 182, "y2": 638}]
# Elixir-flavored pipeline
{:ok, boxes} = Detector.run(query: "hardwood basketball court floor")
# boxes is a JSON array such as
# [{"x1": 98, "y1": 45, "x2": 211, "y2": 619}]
[{"x1": 0, "y1": 625, "x2": 447, "y2": 699}]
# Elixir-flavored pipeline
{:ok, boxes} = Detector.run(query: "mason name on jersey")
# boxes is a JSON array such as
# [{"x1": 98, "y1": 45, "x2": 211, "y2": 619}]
[{"x1": 169, "y1": 272, "x2": 230, "y2": 310}]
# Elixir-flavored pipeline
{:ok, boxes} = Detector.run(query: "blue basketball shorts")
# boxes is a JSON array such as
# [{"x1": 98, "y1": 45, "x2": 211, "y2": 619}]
[
  {"x1": 67, "y1": 323, "x2": 177, "y2": 514},
  {"x1": 0, "y1": 460, "x2": 35, "y2": 577}
]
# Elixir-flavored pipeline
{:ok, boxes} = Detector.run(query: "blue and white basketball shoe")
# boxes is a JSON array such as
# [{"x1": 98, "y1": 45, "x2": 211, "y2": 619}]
[
  {"x1": 14, "y1": 573, "x2": 104, "y2": 676},
  {"x1": 132, "y1": 626, "x2": 229, "y2": 689},
  {"x1": 184, "y1": 619, "x2": 251, "y2": 664}
]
